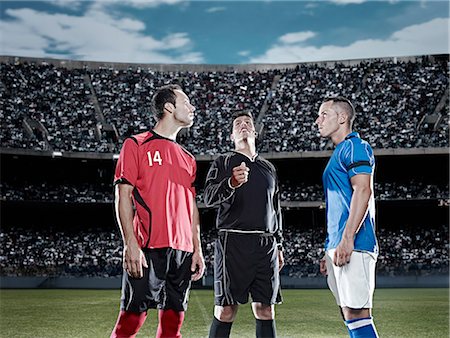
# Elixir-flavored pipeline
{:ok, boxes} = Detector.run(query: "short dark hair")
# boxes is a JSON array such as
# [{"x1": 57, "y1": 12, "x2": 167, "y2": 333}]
[
  {"x1": 231, "y1": 111, "x2": 254, "y2": 129},
  {"x1": 151, "y1": 84, "x2": 182, "y2": 121},
  {"x1": 322, "y1": 96, "x2": 356, "y2": 126}
]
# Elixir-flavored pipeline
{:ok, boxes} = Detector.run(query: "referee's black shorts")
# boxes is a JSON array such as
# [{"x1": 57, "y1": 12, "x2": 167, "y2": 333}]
[
  {"x1": 213, "y1": 231, "x2": 282, "y2": 306},
  {"x1": 120, "y1": 247, "x2": 192, "y2": 313}
]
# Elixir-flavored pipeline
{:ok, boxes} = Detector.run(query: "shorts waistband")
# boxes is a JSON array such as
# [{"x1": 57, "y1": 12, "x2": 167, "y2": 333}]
[{"x1": 219, "y1": 229, "x2": 273, "y2": 237}]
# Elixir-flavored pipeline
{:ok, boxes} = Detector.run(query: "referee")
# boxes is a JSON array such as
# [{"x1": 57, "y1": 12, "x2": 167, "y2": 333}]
[{"x1": 204, "y1": 111, "x2": 284, "y2": 338}]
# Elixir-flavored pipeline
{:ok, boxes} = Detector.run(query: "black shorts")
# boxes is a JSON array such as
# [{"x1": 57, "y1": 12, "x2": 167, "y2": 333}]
[
  {"x1": 213, "y1": 231, "x2": 282, "y2": 306},
  {"x1": 120, "y1": 248, "x2": 193, "y2": 313}
]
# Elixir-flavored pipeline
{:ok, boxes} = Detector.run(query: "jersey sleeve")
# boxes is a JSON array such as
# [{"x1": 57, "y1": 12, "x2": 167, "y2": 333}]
[
  {"x1": 114, "y1": 138, "x2": 139, "y2": 186},
  {"x1": 341, "y1": 140, "x2": 375, "y2": 178},
  {"x1": 190, "y1": 160, "x2": 197, "y2": 197},
  {"x1": 273, "y1": 173, "x2": 284, "y2": 250},
  {"x1": 204, "y1": 155, "x2": 235, "y2": 207}
]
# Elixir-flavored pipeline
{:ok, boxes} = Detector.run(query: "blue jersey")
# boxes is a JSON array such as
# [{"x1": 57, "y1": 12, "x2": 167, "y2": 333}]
[{"x1": 323, "y1": 132, "x2": 378, "y2": 254}]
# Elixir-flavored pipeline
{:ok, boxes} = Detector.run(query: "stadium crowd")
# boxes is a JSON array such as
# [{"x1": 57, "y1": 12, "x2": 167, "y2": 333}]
[
  {"x1": 1, "y1": 56, "x2": 448, "y2": 154},
  {"x1": 1, "y1": 57, "x2": 447, "y2": 283},
  {"x1": 0, "y1": 182, "x2": 112, "y2": 203},
  {"x1": 89, "y1": 67, "x2": 276, "y2": 154},
  {"x1": 260, "y1": 58, "x2": 449, "y2": 152},
  {"x1": 2, "y1": 181, "x2": 447, "y2": 203},
  {"x1": 0, "y1": 229, "x2": 122, "y2": 277},
  {"x1": 1, "y1": 224, "x2": 448, "y2": 278},
  {"x1": 1, "y1": 62, "x2": 105, "y2": 152},
  {"x1": 279, "y1": 181, "x2": 449, "y2": 202},
  {"x1": 376, "y1": 226, "x2": 449, "y2": 277}
]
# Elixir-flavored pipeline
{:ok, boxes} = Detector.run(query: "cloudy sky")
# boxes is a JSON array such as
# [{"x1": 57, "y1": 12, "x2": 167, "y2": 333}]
[{"x1": 0, "y1": 0, "x2": 448, "y2": 64}]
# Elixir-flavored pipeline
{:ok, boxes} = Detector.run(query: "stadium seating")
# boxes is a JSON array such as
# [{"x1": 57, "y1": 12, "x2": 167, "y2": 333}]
[
  {"x1": 1, "y1": 56, "x2": 448, "y2": 154},
  {"x1": 0, "y1": 225, "x2": 447, "y2": 278},
  {"x1": 1, "y1": 55, "x2": 448, "y2": 281},
  {"x1": 2, "y1": 181, "x2": 447, "y2": 203}
]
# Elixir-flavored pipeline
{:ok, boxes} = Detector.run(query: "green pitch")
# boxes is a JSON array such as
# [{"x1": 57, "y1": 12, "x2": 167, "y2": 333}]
[{"x1": 0, "y1": 288, "x2": 448, "y2": 337}]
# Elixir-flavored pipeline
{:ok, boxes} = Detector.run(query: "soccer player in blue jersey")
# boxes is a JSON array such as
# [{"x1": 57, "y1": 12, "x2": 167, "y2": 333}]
[{"x1": 316, "y1": 97, "x2": 379, "y2": 338}]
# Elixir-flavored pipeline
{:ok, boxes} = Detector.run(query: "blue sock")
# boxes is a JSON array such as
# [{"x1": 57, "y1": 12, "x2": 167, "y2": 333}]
[
  {"x1": 345, "y1": 317, "x2": 379, "y2": 338},
  {"x1": 344, "y1": 321, "x2": 354, "y2": 337}
]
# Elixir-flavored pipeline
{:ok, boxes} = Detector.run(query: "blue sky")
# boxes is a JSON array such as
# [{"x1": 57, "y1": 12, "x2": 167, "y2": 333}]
[{"x1": 0, "y1": 0, "x2": 448, "y2": 64}]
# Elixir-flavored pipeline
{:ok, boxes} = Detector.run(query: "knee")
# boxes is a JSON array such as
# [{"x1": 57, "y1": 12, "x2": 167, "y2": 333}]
[
  {"x1": 252, "y1": 303, "x2": 274, "y2": 320},
  {"x1": 342, "y1": 307, "x2": 370, "y2": 321},
  {"x1": 214, "y1": 305, "x2": 238, "y2": 322}
]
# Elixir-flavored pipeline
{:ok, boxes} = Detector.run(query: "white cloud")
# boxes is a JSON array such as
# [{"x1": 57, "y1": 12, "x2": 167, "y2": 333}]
[
  {"x1": 305, "y1": 3, "x2": 319, "y2": 9},
  {"x1": 279, "y1": 31, "x2": 316, "y2": 44},
  {"x1": 116, "y1": 0, "x2": 184, "y2": 8},
  {"x1": 44, "y1": 0, "x2": 184, "y2": 10},
  {"x1": 44, "y1": 0, "x2": 83, "y2": 9},
  {"x1": 205, "y1": 6, "x2": 226, "y2": 13},
  {"x1": 330, "y1": 0, "x2": 367, "y2": 5},
  {"x1": 248, "y1": 17, "x2": 449, "y2": 64},
  {"x1": 0, "y1": 7, "x2": 204, "y2": 64},
  {"x1": 330, "y1": 0, "x2": 403, "y2": 6},
  {"x1": 160, "y1": 33, "x2": 191, "y2": 50},
  {"x1": 238, "y1": 50, "x2": 250, "y2": 57},
  {"x1": 115, "y1": 17, "x2": 146, "y2": 32}
]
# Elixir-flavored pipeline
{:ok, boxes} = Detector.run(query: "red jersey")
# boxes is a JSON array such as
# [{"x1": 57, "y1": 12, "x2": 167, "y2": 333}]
[{"x1": 114, "y1": 131, "x2": 196, "y2": 252}]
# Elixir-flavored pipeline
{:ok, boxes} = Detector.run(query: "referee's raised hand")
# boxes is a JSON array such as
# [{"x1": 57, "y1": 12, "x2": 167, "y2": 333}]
[{"x1": 230, "y1": 161, "x2": 250, "y2": 188}]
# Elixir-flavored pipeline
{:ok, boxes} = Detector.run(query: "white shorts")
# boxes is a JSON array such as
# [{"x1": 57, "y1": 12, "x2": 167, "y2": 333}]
[{"x1": 325, "y1": 249, "x2": 377, "y2": 309}]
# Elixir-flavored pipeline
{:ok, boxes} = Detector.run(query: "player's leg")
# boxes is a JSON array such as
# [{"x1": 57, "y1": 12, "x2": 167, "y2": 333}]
[
  {"x1": 342, "y1": 308, "x2": 378, "y2": 338},
  {"x1": 335, "y1": 251, "x2": 379, "y2": 338},
  {"x1": 249, "y1": 235, "x2": 281, "y2": 338},
  {"x1": 252, "y1": 303, "x2": 277, "y2": 338},
  {"x1": 156, "y1": 248, "x2": 193, "y2": 338},
  {"x1": 156, "y1": 309, "x2": 185, "y2": 338},
  {"x1": 110, "y1": 311, "x2": 147, "y2": 338},
  {"x1": 111, "y1": 250, "x2": 156, "y2": 337},
  {"x1": 326, "y1": 250, "x2": 353, "y2": 336},
  {"x1": 209, "y1": 305, "x2": 239, "y2": 338},
  {"x1": 209, "y1": 232, "x2": 255, "y2": 338},
  {"x1": 214, "y1": 304, "x2": 239, "y2": 321}
]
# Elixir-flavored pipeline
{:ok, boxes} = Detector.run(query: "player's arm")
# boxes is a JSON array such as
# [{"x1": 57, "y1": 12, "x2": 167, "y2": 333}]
[
  {"x1": 191, "y1": 202, "x2": 205, "y2": 281},
  {"x1": 204, "y1": 156, "x2": 248, "y2": 207},
  {"x1": 320, "y1": 257, "x2": 327, "y2": 276},
  {"x1": 320, "y1": 230, "x2": 329, "y2": 276},
  {"x1": 115, "y1": 183, "x2": 148, "y2": 278},
  {"x1": 333, "y1": 173, "x2": 372, "y2": 267},
  {"x1": 273, "y1": 173, "x2": 285, "y2": 271}
]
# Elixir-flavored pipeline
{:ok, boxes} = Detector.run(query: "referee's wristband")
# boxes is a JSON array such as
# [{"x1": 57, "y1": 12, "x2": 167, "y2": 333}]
[
  {"x1": 227, "y1": 177, "x2": 243, "y2": 189},
  {"x1": 227, "y1": 178, "x2": 235, "y2": 189}
]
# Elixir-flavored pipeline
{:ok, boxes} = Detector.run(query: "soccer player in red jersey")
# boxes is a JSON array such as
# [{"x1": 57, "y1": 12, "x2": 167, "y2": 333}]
[{"x1": 110, "y1": 84, "x2": 205, "y2": 338}]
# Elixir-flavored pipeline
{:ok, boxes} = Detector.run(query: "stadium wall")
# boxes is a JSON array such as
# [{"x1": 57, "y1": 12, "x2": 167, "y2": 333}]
[
  {"x1": 1, "y1": 275, "x2": 448, "y2": 289},
  {"x1": 1, "y1": 54, "x2": 446, "y2": 72}
]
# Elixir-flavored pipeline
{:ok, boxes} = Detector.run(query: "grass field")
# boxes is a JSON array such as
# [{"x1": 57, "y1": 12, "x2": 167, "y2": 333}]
[{"x1": 0, "y1": 288, "x2": 448, "y2": 338}]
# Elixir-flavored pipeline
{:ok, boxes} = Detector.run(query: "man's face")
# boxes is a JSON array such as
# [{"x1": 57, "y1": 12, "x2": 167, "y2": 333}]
[
  {"x1": 315, "y1": 101, "x2": 340, "y2": 138},
  {"x1": 231, "y1": 115, "x2": 256, "y2": 142},
  {"x1": 172, "y1": 90, "x2": 196, "y2": 127}
]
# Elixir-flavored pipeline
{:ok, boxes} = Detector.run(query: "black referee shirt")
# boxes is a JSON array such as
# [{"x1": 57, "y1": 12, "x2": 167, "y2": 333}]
[{"x1": 204, "y1": 151, "x2": 283, "y2": 248}]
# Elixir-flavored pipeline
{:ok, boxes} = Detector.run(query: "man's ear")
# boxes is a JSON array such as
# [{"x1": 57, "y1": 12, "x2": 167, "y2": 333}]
[
  {"x1": 164, "y1": 102, "x2": 174, "y2": 114},
  {"x1": 230, "y1": 133, "x2": 235, "y2": 142},
  {"x1": 338, "y1": 112, "x2": 347, "y2": 125}
]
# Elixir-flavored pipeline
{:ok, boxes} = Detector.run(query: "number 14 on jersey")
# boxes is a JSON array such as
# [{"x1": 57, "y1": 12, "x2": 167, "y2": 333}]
[{"x1": 147, "y1": 151, "x2": 162, "y2": 166}]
